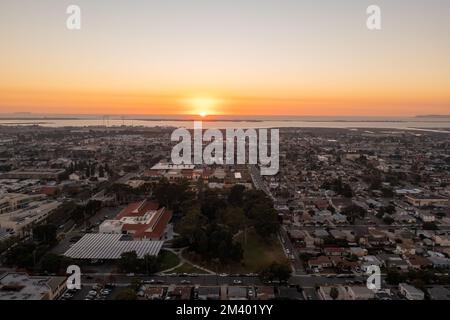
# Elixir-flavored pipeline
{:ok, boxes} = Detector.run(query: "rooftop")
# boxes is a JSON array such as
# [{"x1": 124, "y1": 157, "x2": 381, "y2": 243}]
[{"x1": 63, "y1": 233, "x2": 164, "y2": 259}]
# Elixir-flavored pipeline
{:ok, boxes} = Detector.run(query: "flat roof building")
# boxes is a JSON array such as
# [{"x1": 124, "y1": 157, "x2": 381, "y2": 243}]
[
  {"x1": 0, "y1": 272, "x2": 66, "y2": 300},
  {"x1": 63, "y1": 233, "x2": 164, "y2": 260}
]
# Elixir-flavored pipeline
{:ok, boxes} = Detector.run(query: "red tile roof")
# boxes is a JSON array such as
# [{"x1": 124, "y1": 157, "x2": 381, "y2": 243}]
[
  {"x1": 117, "y1": 200, "x2": 159, "y2": 219},
  {"x1": 116, "y1": 200, "x2": 172, "y2": 240}
]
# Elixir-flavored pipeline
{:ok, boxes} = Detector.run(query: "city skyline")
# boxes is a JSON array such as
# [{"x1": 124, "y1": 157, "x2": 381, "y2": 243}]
[{"x1": 1, "y1": 0, "x2": 450, "y2": 116}]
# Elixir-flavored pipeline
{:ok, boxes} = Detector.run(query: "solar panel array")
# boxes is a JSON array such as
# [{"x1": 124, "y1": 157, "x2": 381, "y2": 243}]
[{"x1": 64, "y1": 234, "x2": 164, "y2": 259}]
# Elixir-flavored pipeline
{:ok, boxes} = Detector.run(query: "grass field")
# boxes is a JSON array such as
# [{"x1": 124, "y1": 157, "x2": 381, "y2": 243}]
[
  {"x1": 183, "y1": 229, "x2": 287, "y2": 273},
  {"x1": 157, "y1": 250, "x2": 180, "y2": 271},
  {"x1": 171, "y1": 263, "x2": 205, "y2": 274},
  {"x1": 236, "y1": 229, "x2": 287, "y2": 272}
]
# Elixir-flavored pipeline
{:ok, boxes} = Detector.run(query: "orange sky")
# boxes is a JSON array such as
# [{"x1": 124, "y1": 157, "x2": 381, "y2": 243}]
[{"x1": 1, "y1": 1, "x2": 449, "y2": 116}]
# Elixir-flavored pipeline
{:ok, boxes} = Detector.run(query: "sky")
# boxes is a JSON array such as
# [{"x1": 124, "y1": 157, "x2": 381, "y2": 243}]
[{"x1": 0, "y1": 0, "x2": 449, "y2": 116}]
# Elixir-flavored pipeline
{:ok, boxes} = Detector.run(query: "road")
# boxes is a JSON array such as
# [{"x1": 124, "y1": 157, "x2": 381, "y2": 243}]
[
  {"x1": 249, "y1": 165, "x2": 274, "y2": 201},
  {"x1": 77, "y1": 273, "x2": 370, "y2": 289}
]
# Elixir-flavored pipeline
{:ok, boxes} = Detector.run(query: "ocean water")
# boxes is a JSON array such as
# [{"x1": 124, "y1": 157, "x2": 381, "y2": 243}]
[{"x1": 0, "y1": 116, "x2": 449, "y2": 131}]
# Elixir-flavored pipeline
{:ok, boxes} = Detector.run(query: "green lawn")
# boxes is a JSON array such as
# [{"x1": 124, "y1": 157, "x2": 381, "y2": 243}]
[
  {"x1": 157, "y1": 250, "x2": 180, "y2": 271},
  {"x1": 182, "y1": 229, "x2": 287, "y2": 273},
  {"x1": 236, "y1": 229, "x2": 287, "y2": 272},
  {"x1": 171, "y1": 263, "x2": 205, "y2": 274}
]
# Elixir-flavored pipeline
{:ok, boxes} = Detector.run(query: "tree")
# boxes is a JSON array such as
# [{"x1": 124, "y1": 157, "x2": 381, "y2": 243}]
[
  {"x1": 118, "y1": 251, "x2": 140, "y2": 273},
  {"x1": 252, "y1": 205, "x2": 280, "y2": 238},
  {"x1": 115, "y1": 288, "x2": 137, "y2": 300},
  {"x1": 200, "y1": 189, "x2": 227, "y2": 220},
  {"x1": 143, "y1": 254, "x2": 159, "y2": 275},
  {"x1": 386, "y1": 269, "x2": 407, "y2": 285},
  {"x1": 4, "y1": 242, "x2": 37, "y2": 268},
  {"x1": 422, "y1": 222, "x2": 438, "y2": 230},
  {"x1": 330, "y1": 287, "x2": 339, "y2": 300},
  {"x1": 98, "y1": 165, "x2": 105, "y2": 178},
  {"x1": 85, "y1": 200, "x2": 102, "y2": 217},
  {"x1": 260, "y1": 262, "x2": 292, "y2": 283},
  {"x1": 154, "y1": 179, "x2": 193, "y2": 212},
  {"x1": 341, "y1": 205, "x2": 367, "y2": 224},
  {"x1": 219, "y1": 207, "x2": 248, "y2": 235},
  {"x1": 383, "y1": 216, "x2": 395, "y2": 225},
  {"x1": 40, "y1": 253, "x2": 73, "y2": 274},
  {"x1": 33, "y1": 224, "x2": 57, "y2": 245},
  {"x1": 228, "y1": 185, "x2": 245, "y2": 207},
  {"x1": 178, "y1": 207, "x2": 207, "y2": 243},
  {"x1": 321, "y1": 178, "x2": 353, "y2": 198}
]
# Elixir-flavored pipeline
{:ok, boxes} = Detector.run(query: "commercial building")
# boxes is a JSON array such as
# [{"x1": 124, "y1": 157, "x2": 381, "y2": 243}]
[
  {"x1": 0, "y1": 197, "x2": 61, "y2": 236},
  {"x1": 0, "y1": 193, "x2": 46, "y2": 214},
  {"x1": 405, "y1": 194, "x2": 448, "y2": 207},
  {"x1": 0, "y1": 272, "x2": 66, "y2": 300}
]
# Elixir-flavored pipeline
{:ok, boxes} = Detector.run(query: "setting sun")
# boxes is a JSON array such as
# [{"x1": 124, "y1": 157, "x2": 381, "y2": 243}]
[{"x1": 187, "y1": 97, "x2": 221, "y2": 116}]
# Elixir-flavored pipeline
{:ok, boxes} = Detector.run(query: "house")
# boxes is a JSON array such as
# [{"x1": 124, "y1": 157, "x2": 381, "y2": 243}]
[
  {"x1": 406, "y1": 255, "x2": 431, "y2": 269},
  {"x1": 323, "y1": 247, "x2": 346, "y2": 256},
  {"x1": 330, "y1": 257, "x2": 360, "y2": 272},
  {"x1": 197, "y1": 287, "x2": 220, "y2": 300},
  {"x1": 419, "y1": 211, "x2": 436, "y2": 223},
  {"x1": 329, "y1": 229, "x2": 346, "y2": 240},
  {"x1": 227, "y1": 287, "x2": 248, "y2": 300},
  {"x1": 378, "y1": 254, "x2": 409, "y2": 271},
  {"x1": 361, "y1": 256, "x2": 383, "y2": 272},
  {"x1": 308, "y1": 256, "x2": 332, "y2": 270},
  {"x1": 317, "y1": 285, "x2": 348, "y2": 300},
  {"x1": 332, "y1": 213, "x2": 348, "y2": 224},
  {"x1": 346, "y1": 286, "x2": 376, "y2": 300},
  {"x1": 314, "y1": 229, "x2": 330, "y2": 239},
  {"x1": 433, "y1": 234, "x2": 450, "y2": 246},
  {"x1": 255, "y1": 286, "x2": 275, "y2": 300},
  {"x1": 396, "y1": 243, "x2": 416, "y2": 256},
  {"x1": 143, "y1": 286, "x2": 165, "y2": 300},
  {"x1": 69, "y1": 173, "x2": 81, "y2": 181},
  {"x1": 427, "y1": 286, "x2": 450, "y2": 300},
  {"x1": 399, "y1": 283, "x2": 425, "y2": 300},
  {"x1": 277, "y1": 287, "x2": 303, "y2": 300},
  {"x1": 349, "y1": 247, "x2": 368, "y2": 257},
  {"x1": 166, "y1": 286, "x2": 192, "y2": 300},
  {"x1": 428, "y1": 256, "x2": 450, "y2": 269}
]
